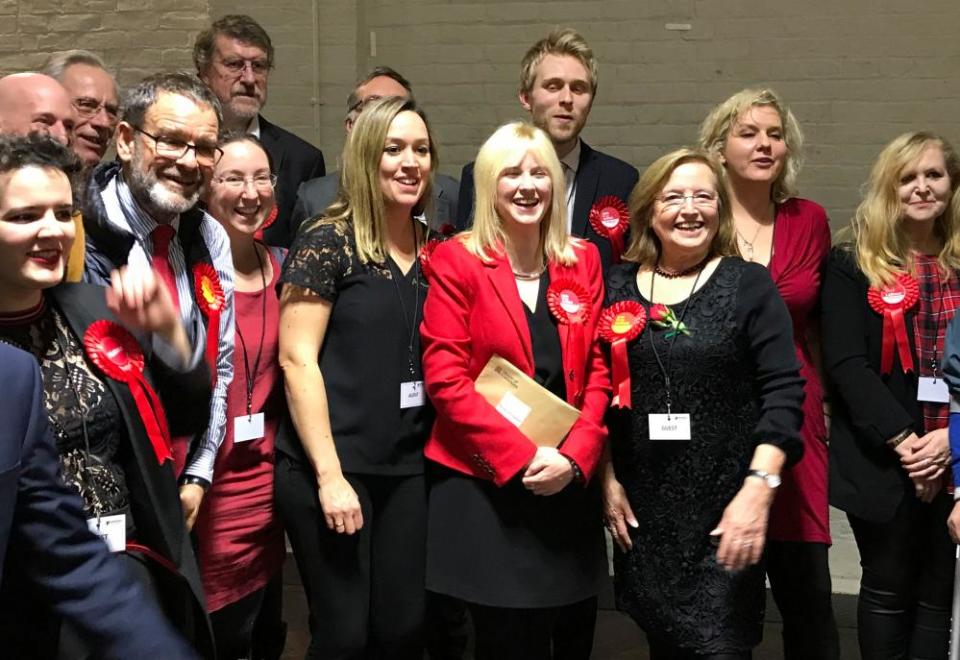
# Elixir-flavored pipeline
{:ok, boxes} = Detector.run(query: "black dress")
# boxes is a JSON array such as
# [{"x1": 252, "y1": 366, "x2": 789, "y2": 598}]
[
  {"x1": 606, "y1": 257, "x2": 804, "y2": 653},
  {"x1": 427, "y1": 272, "x2": 605, "y2": 608}
]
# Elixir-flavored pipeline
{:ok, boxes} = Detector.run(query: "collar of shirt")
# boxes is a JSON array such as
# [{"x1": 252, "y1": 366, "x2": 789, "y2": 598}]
[
  {"x1": 106, "y1": 171, "x2": 181, "y2": 243},
  {"x1": 247, "y1": 114, "x2": 261, "y2": 139},
  {"x1": 559, "y1": 138, "x2": 581, "y2": 176}
]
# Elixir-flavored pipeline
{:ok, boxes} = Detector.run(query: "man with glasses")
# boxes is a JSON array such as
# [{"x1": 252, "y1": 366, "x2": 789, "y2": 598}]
[
  {"x1": 43, "y1": 50, "x2": 120, "y2": 171},
  {"x1": 194, "y1": 14, "x2": 325, "y2": 248},
  {"x1": 81, "y1": 72, "x2": 235, "y2": 542},
  {"x1": 290, "y1": 66, "x2": 460, "y2": 236}
]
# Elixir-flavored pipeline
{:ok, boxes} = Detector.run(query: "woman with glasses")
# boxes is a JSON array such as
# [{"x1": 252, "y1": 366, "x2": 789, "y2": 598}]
[
  {"x1": 601, "y1": 148, "x2": 805, "y2": 659},
  {"x1": 195, "y1": 134, "x2": 287, "y2": 660},
  {"x1": 821, "y1": 132, "x2": 960, "y2": 659},
  {"x1": 0, "y1": 134, "x2": 215, "y2": 657},
  {"x1": 697, "y1": 88, "x2": 839, "y2": 659}
]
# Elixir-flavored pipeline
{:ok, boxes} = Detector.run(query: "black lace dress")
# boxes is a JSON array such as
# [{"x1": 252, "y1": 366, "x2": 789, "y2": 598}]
[{"x1": 605, "y1": 258, "x2": 804, "y2": 653}]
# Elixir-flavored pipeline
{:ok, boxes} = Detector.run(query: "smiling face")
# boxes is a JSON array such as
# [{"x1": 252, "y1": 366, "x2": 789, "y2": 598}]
[
  {"x1": 0, "y1": 166, "x2": 74, "y2": 310},
  {"x1": 651, "y1": 162, "x2": 721, "y2": 262},
  {"x1": 379, "y1": 110, "x2": 431, "y2": 212},
  {"x1": 117, "y1": 92, "x2": 220, "y2": 219},
  {"x1": 59, "y1": 63, "x2": 119, "y2": 167},
  {"x1": 199, "y1": 35, "x2": 269, "y2": 127},
  {"x1": 898, "y1": 143, "x2": 952, "y2": 227},
  {"x1": 495, "y1": 150, "x2": 553, "y2": 230},
  {"x1": 721, "y1": 105, "x2": 787, "y2": 187},
  {"x1": 519, "y1": 54, "x2": 593, "y2": 153},
  {"x1": 205, "y1": 139, "x2": 274, "y2": 239}
]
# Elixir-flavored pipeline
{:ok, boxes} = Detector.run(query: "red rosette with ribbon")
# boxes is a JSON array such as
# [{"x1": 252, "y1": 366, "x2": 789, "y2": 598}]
[
  {"x1": 588, "y1": 196, "x2": 630, "y2": 264},
  {"x1": 84, "y1": 320, "x2": 172, "y2": 465},
  {"x1": 418, "y1": 238, "x2": 443, "y2": 282},
  {"x1": 598, "y1": 301, "x2": 647, "y2": 408},
  {"x1": 253, "y1": 206, "x2": 278, "y2": 242},
  {"x1": 547, "y1": 279, "x2": 592, "y2": 400},
  {"x1": 193, "y1": 262, "x2": 224, "y2": 382},
  {"x1": 867, "y1": 272, "x2": 920, "y2": 375}
]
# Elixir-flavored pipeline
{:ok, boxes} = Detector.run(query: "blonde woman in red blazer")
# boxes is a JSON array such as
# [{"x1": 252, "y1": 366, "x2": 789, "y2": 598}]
[{"x1": 421, "y1": 121, "x2": 609, "y2": 660}]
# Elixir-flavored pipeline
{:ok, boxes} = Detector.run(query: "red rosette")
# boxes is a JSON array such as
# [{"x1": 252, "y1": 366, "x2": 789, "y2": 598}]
[
  {"x1": 547, "y1": 279, "x2": 592, "y2": 401},
  {"x1": 598, "y1": 301, "x2": 647, "y2": 408},
  {"x1": 418, "y1": 238, "x2": 443, "y2": 282},
  {"x1": 193, "y1": 263, "x2": 224, "y2": 384},
  {"x1": 588, "y1": 196, "x2": 630, "y2": 264},
  {"x1": 867, "y1": 273, "x2": 920, "y2": 375},
  {"x1": 84, "y1": 320, "x2": 172, "y2": 465}
]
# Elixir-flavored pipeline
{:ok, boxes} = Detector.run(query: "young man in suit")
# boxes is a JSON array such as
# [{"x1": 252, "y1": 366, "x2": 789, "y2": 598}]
[
  {"x1": 290, "y1": 66, "x2": 460, "y2": 237},
  {"x1": 456, "y1": 28, "x2": 638, "y2": 273},
  {"x1": 195, "y1": 14, "x2": 326, "y2": 247},
  {"x1": 0, "y1": 343, "x2": 196, "y2": 659}
]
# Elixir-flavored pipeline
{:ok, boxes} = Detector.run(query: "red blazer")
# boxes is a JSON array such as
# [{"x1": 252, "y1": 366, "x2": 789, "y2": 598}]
[{"x1": 421, "y1": 237, "x2": 610, "y2": 486}]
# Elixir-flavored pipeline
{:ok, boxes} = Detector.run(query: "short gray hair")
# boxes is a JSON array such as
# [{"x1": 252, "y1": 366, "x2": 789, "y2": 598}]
[
  {"x1": 122, "y1": 71, "x2": 223, "y2": 129},
  {"x1": 43, "y1": 50, "x2": 115, "y2": 86}
]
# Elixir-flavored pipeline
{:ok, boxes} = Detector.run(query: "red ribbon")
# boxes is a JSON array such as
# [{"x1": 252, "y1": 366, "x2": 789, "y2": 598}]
[
  {"x1": 84, "y1": 320, "x2": 172, "y2": 465},
  {"x1": 598, "y1": 301, "x2": 647, "y2": 408},
  {"x1": 193, "y1": 263, "x2": 224, "y2": 383},
  {"x1": 547, "y1": 279, "x2": 591, "y2": 402},
  {"x1": 867, "y1": 273, "x2": 919, "y2": 375},
  {"x1": 588, "y1": 196, "x2": 630, "y2": 264}
]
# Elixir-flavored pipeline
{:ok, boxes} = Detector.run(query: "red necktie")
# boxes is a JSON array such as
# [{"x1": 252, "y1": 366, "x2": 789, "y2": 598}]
[{"x1": 151, "y1": 224, "x2": 180, "y2": 311}]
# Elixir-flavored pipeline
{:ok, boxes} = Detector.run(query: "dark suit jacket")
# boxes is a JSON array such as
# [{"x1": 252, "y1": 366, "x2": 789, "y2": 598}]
[
  {"x1": 455, "y1": 140, "x2": 638, "y2": 273},
  {"x1": 821, "y1": 248, "x2": 924, "y2": 523},
  {"x1": 0, "y1": 342, "x2": 197, "y2": 659},
  {"x1": 258, "y1": 115, "x2": 326, "y2": 248},
  {"x1": 290, "y1": 170, "x2": 460, "y2": 237},
  {"x1": 421, "y1": 239, "x2": 610, "y2": 485},
  {"x1": 0, "y1": 284, "x2": 214, "y2": 658}
]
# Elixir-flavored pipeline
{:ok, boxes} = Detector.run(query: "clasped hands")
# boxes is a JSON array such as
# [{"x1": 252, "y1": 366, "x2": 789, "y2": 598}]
[{"x1": 894, "y1": 428, "x2": 949, "y2": 503}]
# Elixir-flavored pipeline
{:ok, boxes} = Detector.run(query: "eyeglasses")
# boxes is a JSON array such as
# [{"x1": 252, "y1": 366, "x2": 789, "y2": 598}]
[
  {"x1": 656, "y1": 192, "x2": 719, "y2": 209},
  {"x1": 214, "y1": 173, "x2": 278, "y2": 190},
  {"x1": 73, "y1": 97, "x2": 119, "y2": 122},
  {"x1": 218, "y1": 57, "x2": 271, "y2": 77},
  {"x1": 133, "y1": 127, "x2": 223, "y2": 165}
]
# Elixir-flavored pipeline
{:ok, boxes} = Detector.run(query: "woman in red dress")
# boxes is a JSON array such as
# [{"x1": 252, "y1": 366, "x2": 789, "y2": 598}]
[
  {"x1": 197, "y1": 134, "x2": 287, "y2": 660},
  {"x1": 699, "y1": 88, "x2": 839, "y2": 659}
]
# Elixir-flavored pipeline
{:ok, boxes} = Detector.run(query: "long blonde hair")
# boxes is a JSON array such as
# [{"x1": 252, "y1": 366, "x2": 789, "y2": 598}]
[
  {"x1": 306, "y1": 96, "x2": 436, "y2": 263},
  {"x1": 460, "y1": 121, "x2": 578, "y2": 265},
  {"x1": 850, "y1": 131, "x2": 960, "y2": 286},
  {"x1": 623, "y1": 148, "x2": 737, "y2": 268},
  {"x1": 698, "y1": 88, "x2": 803, "y2": 203}
]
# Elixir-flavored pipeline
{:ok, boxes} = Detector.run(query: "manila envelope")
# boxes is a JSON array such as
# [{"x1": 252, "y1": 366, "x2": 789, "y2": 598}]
[{"x1": 474, "y1": 354, "x2": 581, "y2": 447}]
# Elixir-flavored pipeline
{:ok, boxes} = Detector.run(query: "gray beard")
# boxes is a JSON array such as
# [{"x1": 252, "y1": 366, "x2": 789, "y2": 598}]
[{"x1": 127, "y1": 162, "x2": 199, "y2": 220}]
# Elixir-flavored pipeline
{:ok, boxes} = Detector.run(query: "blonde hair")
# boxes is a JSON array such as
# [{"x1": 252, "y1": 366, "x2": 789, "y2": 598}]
[
  {"x1": 306, "y1": 96, "x2": 436, "y2": 264},
  {"x1": 461, "y1": 121, "x2": 578, "y2": 266},
  {"x1": 519, "y1": 28, "x2": 598, "y2": 96},
  {"x1": 849, "y1": 131, "x2": 960, "y2": 287},
  {"x1": 698, "y1": 88, "x2": 803, "y2": 203},
  {"x1": 623, "y1": 148, "x2": 737, "y2": 268}
]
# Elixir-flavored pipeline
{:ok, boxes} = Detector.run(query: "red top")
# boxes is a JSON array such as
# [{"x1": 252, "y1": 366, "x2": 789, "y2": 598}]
[
  {"x1": 194, "y1": 249, "x2": 285, "y2": 611},
  {"x1": 421, "y1": 238, "x2": 610, "y2": 485},
  {"x1": 767, "y1": 198, "x2": 832, "y2": 543}
]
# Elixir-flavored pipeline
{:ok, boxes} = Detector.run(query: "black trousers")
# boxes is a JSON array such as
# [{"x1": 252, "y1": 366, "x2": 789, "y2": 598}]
[
  {"x1": 210, "y1": 572, "x2": 286, "y2": 660},
  {"x1": 847, "y1": 492, "x2": 954, "y2": 660},
  {"x1": 275, "y1": 454, "x2": 426, "y2": 660},
  {"x1": 468, "y1": 596, "x2": 597, "y2": 660},
  {"x1": 765, "y1": 540, "x2": 840, "y2": 660}
]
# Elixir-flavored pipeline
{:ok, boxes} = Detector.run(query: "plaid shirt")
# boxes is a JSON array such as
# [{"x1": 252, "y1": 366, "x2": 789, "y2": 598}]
[{"x1": 913, "y1": 255, "x2": 960, "y2": 433}]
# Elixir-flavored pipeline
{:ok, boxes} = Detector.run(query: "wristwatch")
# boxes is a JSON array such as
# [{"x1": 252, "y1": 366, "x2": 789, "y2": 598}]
[{"x1": 746, "y1": 469, "x2": 781, "y2": 490}]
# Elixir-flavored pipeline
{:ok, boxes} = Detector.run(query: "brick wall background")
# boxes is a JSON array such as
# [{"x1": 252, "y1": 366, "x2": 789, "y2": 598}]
[{"x1": 5, "y1": 0, "x2": 959, "y2": 227}]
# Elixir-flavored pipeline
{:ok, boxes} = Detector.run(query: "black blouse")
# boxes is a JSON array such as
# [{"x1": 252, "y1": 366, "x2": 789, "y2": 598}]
[
  {"x1": 278, "y1": 220, "x2": 435, "y2": 475},
  {"x1": 523, "y1": 271, "x2": 566, "y2": 402}
]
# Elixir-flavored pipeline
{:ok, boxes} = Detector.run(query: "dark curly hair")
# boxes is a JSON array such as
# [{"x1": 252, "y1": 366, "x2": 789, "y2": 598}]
[{"x1": 0, "y1": 134, "x2": 82, "y2": 201}]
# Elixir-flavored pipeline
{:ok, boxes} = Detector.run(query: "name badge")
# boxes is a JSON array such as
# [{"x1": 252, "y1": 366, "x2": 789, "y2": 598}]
[
  {"x1": 918, "y1": 377, "x2": 950, "y2": 403},
  {"x1": 87, "y1": 513, "x2": 126, "y2": 553},
  {"x1": 234, "y1": 412, "x2": 265, "y2": 443},
  {"x1": 400, "y1": 381, "x2": 425, "y2": 409},
  {"x1": 648, "y1": 413, "x2": 692, "y2": 441}
]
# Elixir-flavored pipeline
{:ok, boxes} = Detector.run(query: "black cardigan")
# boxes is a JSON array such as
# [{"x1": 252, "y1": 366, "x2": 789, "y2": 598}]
[{"x1": 821, "y1": 248, "x2": 923, "y2": 523}]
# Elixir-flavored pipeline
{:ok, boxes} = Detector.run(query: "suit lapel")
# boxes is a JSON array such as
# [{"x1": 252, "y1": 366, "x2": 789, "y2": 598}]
[
  {"x1": 485, "y1": 253, "x2": 534, "y2": 371},
  {"x1": 571, "y1": 141, "x2": 599, "y2": 237},
  {"x1": 257, "y1": 115, "x2": 286, "y2": 173}
]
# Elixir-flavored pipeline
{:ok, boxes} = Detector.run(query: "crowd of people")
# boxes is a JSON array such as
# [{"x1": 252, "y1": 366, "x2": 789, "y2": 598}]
[{"x1": 0, "y1": 12, "x2": 958, "y2": 660}]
